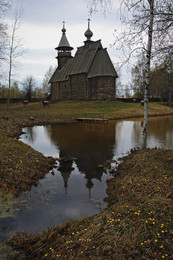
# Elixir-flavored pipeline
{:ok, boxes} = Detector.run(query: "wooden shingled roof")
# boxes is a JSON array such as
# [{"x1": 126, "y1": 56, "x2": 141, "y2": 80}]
[
  {"x1": 88, "y1": 48, "x2": 118, "y2": 78},
  {"x1": 50, "y1": 40, "x2": 118, "y2": 83}
]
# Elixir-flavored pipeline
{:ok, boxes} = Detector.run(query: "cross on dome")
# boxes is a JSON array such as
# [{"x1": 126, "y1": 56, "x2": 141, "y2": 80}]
[
  {"x1": 62, "y1": 21, "x2": 66, "y2": 33},
  {"x1": 87, "y1": 18, "x2": 91, "y2": 28},
  {"x1": 85, "y1": 18, "x2": 93, "y2": 41}
]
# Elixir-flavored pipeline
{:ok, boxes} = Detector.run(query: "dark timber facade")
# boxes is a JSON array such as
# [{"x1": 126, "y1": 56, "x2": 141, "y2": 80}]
[{"x1": 50, "y1": 20, "x2": 118, "y2": 101}]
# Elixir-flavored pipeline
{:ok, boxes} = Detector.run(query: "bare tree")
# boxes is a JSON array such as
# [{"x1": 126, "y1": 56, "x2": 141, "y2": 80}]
[
  {"x1": 131, "y1": 54, "x2": 146, "y2": 98},
  {"x1": 22, "y1": 75, "x2": 36, "y2": 102},
  {"x1": 119, "y1": 1, "x2": 172, "y2": 138},
  {"x1": 87, "y1": 0, "x2": 173, "y2": 140},
  {"x1": 0, "y1": 0, "x2": 10, "y2": 72},
  {"x1": 143, "y1": 0, "x2": 154, "y2": 137},
  {"x1": 7, "y1": 8, "x2": 24, "y2": 109},
  {"x1": 87, "y1": 0, "x2": 112, "y2": 15},
  {"x1": 42, "y1": 66, "x2": 55, "y2": 94}
]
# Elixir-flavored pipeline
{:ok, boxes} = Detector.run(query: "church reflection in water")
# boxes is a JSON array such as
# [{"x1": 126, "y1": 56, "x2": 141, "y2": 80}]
[
  {"x1": 48, "y1": 122, "x2": 116, "y2": 196},
  {"x1": 21, "y1": 116, "x2": 173, "y2": 197}
]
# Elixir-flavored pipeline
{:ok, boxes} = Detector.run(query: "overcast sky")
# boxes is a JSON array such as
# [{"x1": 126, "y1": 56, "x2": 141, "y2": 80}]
[{"x1": 3, "y1": 0, "x2": 130, "y2": 87}]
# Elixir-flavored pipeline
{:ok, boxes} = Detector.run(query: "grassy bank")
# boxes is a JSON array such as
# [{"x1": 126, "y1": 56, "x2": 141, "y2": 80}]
[
  {"x1": 0, "y1": 100, "x2": 173, "y2": 138},
  {"x1": 0, "y1": 135, "x2": 55, "y2": 197},
  {"x1": 0, "y1": 100, "x2": 173, "y2": 197},
  {"x1": 9, "y1": 149, "x2": 173, "y2": 259}
]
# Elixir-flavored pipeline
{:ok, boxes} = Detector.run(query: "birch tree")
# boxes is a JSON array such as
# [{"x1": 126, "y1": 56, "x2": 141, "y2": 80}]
[
  {"x1": 7, "y1": 8, "x2": 24, "y2": 109},
  {"x1": 87, "y1": 0, "x2": 173, "y2": 139},
  {"x1": 0, "y1": 0, "x2": 10, "y2": 74},
  {"x1": 143, "y1": 0, "x2": 154, "y2": 136}
]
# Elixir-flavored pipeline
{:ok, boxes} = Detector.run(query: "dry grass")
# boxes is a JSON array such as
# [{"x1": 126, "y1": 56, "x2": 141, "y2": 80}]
[
  {"x1": 0, "y1": 135, "x2": 55, "y2": 197},
  {"x1": 0, "y1": 100, "x2": 172, "y2": 137}
]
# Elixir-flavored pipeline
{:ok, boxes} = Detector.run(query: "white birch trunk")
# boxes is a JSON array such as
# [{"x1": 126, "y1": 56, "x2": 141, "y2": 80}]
[
  {"x1": 143, "y1": 0, "x2": 154, "y2": 140},
  {"x1": 7, "y1": 11, "x2": 22, "y2": 110},
  {"x1": 7, "y1": 46, "x2": 13, "y2": 110}
]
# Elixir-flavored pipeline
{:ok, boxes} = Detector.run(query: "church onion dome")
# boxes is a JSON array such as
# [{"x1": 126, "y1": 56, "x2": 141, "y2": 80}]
[
  {"x1": 56, "y1": 21, "x2": 73, "y2": 51},
  {"x1": 84, "y1": 19, "x2": 93, "y2": 41}
]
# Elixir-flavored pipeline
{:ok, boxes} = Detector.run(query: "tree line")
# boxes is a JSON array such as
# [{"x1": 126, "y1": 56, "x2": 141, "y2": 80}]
[
  {"x1": 0, "y1": 1, "x2": 54, "y2": 103},
  {"x1": 0, "y1": 76, "x2": 47, "y2": 101},
  {"x1": 131, "y1": 55, "x2": 173, "y2": 103}
]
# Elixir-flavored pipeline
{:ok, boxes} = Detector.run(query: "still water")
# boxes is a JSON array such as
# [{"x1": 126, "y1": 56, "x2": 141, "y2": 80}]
[{"x1": 0, "y1": 116, "x2": 173, "y2": 254}]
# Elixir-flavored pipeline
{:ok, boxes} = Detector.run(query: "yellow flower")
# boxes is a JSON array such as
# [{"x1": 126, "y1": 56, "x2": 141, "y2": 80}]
[
  {"x1": 155, "y1": 239, "x2": 157, "y2": 242},
  {"x1": 141, "y1": 242, "x2": 144, "y2": 245},
  {"x1": 118, "y1": 219, "x2": 120, "y2": 222},
  {"x1": 160, "y1": 245, "x2": 164, "y2": 248}
]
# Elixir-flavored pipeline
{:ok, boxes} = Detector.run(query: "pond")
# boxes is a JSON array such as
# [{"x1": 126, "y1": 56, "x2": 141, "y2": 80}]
[{"x1": 0, "y1": 115, "x2": 173, "y2": 256}]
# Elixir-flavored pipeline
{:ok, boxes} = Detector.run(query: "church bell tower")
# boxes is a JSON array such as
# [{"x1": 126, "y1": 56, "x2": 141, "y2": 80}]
[{"x1": 55, "y1": 22, "x2": 73, "y2": 70}]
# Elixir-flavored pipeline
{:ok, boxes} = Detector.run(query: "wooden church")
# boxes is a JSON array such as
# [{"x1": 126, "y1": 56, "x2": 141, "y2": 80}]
[{"x1": 50, "y1": 20, "x2": 118, "y2": 101}]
